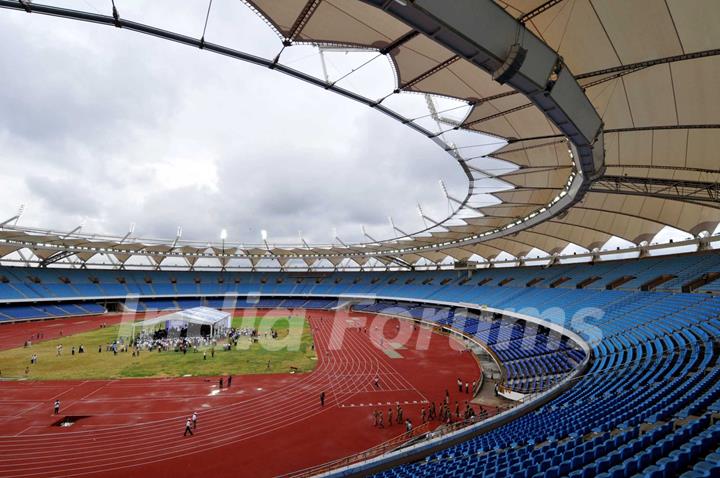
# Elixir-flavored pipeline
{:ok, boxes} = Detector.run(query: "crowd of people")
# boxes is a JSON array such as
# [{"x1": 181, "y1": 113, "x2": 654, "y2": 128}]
[
  {"x1": 133, "y1": 324, "x2": 283, "y2": 354},
  {"x1": 132, "y1": 328, "x2": 218, "y2": 354},
  {"x1": 370, "y1": 374, "x2": 488, "y2": 436}
]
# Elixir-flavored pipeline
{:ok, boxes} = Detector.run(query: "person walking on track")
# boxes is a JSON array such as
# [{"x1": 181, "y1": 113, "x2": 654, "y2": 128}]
[
  {"x1": 53, "y1": 399, "x2": 60, "y2": 415},
  {"x1": 320, "y1": 391, "x2": 325, "y2": 407},
  {"x1": 192, "y1": 412, "x2": 197, "y2": 430},
  {"x1": 184, "y1": 417, "x2": 193, "y2": 436}
]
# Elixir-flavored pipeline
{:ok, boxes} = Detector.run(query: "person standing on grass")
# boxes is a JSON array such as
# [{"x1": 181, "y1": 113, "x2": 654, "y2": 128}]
[
  {"x1": 192, "y1": 412, "x2": 197, "y2": 430},
  {"x1": 53, "y1": 400, "x2": 60, "y2": 415},
  {"x1": 320, "y1": 391, "x2": 325, "y2": 407},
  {"x1": 184, "y1": 418, "x2": 193, "y2": 436}
]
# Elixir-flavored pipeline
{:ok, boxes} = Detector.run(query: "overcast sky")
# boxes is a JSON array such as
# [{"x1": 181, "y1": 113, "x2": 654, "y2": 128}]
[
  {"x1": 0, "y1": 0, "x2": 489, "y2": 247},
  {"x1": 1, "y1": 1, "x2": 694, "y2": 260}
]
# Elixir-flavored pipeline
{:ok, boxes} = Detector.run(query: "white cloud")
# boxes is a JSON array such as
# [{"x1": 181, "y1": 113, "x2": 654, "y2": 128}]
[{"x1": 0, "y1": 1, "x2": 478, "y2": 247}]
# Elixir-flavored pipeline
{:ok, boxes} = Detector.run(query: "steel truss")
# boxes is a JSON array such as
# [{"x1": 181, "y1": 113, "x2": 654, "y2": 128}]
[{"x1": 590, "y1": 175, "x2": 720, "y2": 205}]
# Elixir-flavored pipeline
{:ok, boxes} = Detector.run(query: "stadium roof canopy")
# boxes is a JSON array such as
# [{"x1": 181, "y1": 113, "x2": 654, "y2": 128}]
[{"x1": 0, "y1": 0, "x2": 719, "y2": 270}]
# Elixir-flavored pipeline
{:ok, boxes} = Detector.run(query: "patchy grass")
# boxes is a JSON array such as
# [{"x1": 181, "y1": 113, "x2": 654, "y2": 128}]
[{"x1": 0, "y1": 316, "x2": 316, "y2": 380}]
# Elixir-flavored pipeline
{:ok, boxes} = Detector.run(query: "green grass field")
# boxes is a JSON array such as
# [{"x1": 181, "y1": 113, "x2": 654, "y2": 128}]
[{"x1": 0, "y1": 316, "x2": 316, "y2": 380}]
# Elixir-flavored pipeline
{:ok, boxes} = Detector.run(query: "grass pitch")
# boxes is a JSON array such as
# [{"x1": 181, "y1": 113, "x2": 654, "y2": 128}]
[{"x1": 0, "y1": 316, "x2": 316, "y2": 380}]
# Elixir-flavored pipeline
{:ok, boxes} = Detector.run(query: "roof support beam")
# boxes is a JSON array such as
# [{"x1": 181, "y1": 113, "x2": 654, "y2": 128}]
[
  {"x1": 382, "y1": 255, "x2": 414, "y2": 270},
  {"x1": 609, "y1": 165, "x2": 720, "y2": 175},
  {"x1": 495, "y1": 165, "x2": 572, "y2": 179},
  {"x1": 38, "y1": 250, "x2": 76, "y2": 268},
  {"x1": 380, "y1": 29, "x2": 419, "y2": 55},
  {"x1": 510, "y1": 124, "x2": 720, "y2": 144},
  {"x1": 606, "y1": 124, "x2": 720, "y2": 134},
  {"x1": 398, "y1": 55, "x2": 460, "y2": 90},
  {"x1": 462, "y1": 102, "x2": 533, "y2": 129},
  {"x1": 284, "y1": 0, "x2": 322, "y2": 45},
  {"x1": 590, "y1": 176, "x2": 720, "y2": 207},
  {"x1": 519, "y1": 0, "x2": 566, "y2": 24},
  {"x1": 576, "y1": 49, "x2": 720, "y2": 80}
]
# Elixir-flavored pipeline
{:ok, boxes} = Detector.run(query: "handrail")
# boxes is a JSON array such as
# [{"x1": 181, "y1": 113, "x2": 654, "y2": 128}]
[
  {"x1": 278, "y1": 409, "x2": 504, "y2": 478},
  {"x1": 418, "y1": 408, "x2": 502, "y2": 441},
  {"x1": 277, "y1": 421, "x2": 432, "y2": 478}
]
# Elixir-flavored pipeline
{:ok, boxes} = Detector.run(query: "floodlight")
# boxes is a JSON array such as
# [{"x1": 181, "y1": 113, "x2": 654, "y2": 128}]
[
  {"x1": 261, "y1": 229, "x2": 268, "y2": 241},
  {"x1": 220, "y1": 229, "x2": 228, "y2": 240},
  {"x1": 438, "y1": 179, "x2": 449, "y2": 198},
  {"x1": 1, "y1": 205, "x2": 25, "y2": 227}
]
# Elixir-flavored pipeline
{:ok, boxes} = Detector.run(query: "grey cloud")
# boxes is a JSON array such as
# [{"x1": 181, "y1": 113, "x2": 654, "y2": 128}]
[
  {"x1": 0, "y1": 3, "x2": 468, "y2": 246},
  {"x1": 24, "y1": 175, "x2": 101, "y2": 217}
]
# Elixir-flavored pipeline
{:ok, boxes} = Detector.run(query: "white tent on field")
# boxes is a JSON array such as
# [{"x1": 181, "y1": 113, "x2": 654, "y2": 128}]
[{"x1": 134, "y1": 307, "x2": 231, "y2": 338}]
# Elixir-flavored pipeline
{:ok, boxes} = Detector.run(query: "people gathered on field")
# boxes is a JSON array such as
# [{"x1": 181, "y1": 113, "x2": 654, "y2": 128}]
[
  {"x1": 129, "y1": 324, "x2": 275, "y2": 354},
  {"x1": 132, "y1": 328, "x2": 217, "y2": 353}
]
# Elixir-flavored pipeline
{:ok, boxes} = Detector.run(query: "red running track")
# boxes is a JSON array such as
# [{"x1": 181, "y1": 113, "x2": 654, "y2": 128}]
[{"x1": 0, "y1": 310, "x2": 480, "y2": 477}]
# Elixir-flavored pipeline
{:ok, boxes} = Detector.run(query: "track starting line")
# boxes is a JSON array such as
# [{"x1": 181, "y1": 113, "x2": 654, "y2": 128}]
[{"x1": 339, "y1": 400, "x2": 429, "y2": 408}]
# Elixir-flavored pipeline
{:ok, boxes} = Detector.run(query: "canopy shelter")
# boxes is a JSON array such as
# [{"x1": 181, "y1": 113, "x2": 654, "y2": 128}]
[{"x1": 133, "y1": 307, "x2": 231, "y2": 338}]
